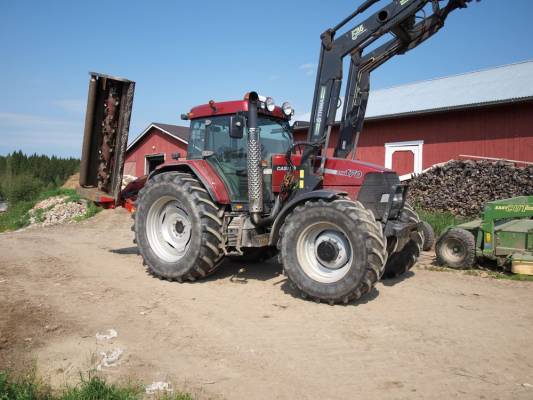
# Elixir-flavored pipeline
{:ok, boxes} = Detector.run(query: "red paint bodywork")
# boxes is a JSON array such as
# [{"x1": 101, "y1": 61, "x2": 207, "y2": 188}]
[
  {"x1": 189, "y1": 100, "x2": 290, "y2": 121},
  {"x1": 120, "y1": 154, "x2": 388, "y2": 208},
  {"x1": 153, "y1": 159, "x2": 231, "y2": 204},
  {"x1": 271, "y1": 154, "x2": 390, "y2": 199}
]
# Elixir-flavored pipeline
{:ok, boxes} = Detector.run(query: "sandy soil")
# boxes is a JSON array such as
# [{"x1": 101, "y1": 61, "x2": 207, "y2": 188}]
[{"x1": 1, "y1": 208, "x2": 532, "y2": 399}]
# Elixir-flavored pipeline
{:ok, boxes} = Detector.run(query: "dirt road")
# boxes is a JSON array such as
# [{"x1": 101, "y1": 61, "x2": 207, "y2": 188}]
[{"x1": 1, "y1": 209, "x2": 532, "y2": 399}]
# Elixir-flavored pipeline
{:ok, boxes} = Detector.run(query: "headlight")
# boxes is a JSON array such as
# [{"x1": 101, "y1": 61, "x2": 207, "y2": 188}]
[
  {"x1": 265, "y1": 97, "x2": 275, "y2": 112},
  {"x1": 380, "y1": 192, "x2": 403, "y2": 203},
  {"x1": 282, "y1": 102, "x2": 293, "y2": 116}
]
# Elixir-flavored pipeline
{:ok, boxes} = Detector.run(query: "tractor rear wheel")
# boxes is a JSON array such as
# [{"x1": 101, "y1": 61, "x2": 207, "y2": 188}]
[
  {"x1": 436, "y1": 228, "x2": 476, "y2": 269},
  {"x1": 133, "y1": 172, "x2": 224, "y2": 281},
  {"x1": 382, "y1": 203, "x2": 424, "y2": 279},
  {"x1": 278, "y1": 199, "x2": 386, "y2": 304}
]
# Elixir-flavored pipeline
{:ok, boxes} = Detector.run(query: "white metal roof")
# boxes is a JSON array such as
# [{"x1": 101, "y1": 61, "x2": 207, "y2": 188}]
[{"x1": 365, "y1": 60, "x2": 533, "y2": 119}]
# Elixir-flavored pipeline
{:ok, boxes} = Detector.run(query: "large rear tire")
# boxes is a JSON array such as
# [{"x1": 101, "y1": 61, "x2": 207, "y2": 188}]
[
  {"x1": 133, "y1": 172, "x2": 224, "y2": 281},
  {"x1": 435, "y1": 228, "x2": 476, "y2": 269},
  {"x1": 382, "y1": 203, "x2": 424, "y2": 279},
  {"x1": 278, "y1": 199, "x2": 386, "y2": 304}
]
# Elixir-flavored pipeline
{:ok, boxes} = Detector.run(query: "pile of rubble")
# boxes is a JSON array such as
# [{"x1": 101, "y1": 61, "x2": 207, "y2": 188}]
[
  {"x1": 408, "y1": 160, "x2": 533, "y2": 216},
  {"x1": 122, "y1": 174, "x2": 137, "y2": 189},
  {"x1": 28, "y1": 196, "x2": 88, "y2": 227}
]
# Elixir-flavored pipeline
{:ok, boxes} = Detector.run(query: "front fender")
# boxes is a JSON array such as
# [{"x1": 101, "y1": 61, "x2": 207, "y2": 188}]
[{"x1": 268, "y1": 190, "x2": 346, "y2": 246}]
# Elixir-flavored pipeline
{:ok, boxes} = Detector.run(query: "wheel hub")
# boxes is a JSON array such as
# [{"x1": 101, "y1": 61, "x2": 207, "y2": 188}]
[
  {"x1": 316, "y1": 241, "x2": 338, "y2": 263},
  {"x1": 314, "y1": 230, "x2": 350, "y2": 271},
  {"x1": 175, "y1": 220, "x2": 185, "y2": 234},
  {"x1": 146, "y1": 196, "x2": 192, "y2": 263},
  {"x1": 444, "y1": 238, "x2": 466, "y2": 262}
]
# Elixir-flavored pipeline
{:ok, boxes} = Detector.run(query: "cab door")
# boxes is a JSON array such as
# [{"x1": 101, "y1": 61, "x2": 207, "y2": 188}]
[{"x1": 189, "y1": 116, "x2": 249, "y2": 203}]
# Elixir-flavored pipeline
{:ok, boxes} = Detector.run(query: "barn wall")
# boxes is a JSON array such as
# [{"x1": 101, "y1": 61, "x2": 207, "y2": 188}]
[
  {"x1": 294, "y1": 100, "x2": 533, "y2": 169},
  {"x1": 125, "y1": 128, "x2": 188, "y2": 177}
]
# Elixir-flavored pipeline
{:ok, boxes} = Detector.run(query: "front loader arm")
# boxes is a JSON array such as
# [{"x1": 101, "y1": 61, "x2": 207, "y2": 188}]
[{"x1": 302, "y1": 0, "x2": 475, "y2": 184}]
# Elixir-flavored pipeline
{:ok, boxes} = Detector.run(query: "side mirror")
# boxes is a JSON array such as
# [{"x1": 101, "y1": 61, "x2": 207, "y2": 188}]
[{"x1": 229, "y1": 115, "x2": 244, "y2": 139}]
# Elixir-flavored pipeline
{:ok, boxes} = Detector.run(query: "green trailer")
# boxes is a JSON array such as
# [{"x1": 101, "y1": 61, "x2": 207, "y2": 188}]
[{"x1": 435, "y1": 196, "x2": 533, "y2": 274}]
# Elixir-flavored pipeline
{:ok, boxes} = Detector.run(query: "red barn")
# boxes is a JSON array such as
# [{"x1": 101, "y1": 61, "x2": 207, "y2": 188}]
[
  {"x1": 125, "y1": 122, "x2": 189, "y2": 177},
  {"x1": 294, "y1": 61, "x2": 533, "y2": 178}
]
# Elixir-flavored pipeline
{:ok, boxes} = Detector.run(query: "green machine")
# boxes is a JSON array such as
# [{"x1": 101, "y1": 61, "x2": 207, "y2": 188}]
[{"x1": 436, "y1": 196, "x2": 533, "y2": 274}]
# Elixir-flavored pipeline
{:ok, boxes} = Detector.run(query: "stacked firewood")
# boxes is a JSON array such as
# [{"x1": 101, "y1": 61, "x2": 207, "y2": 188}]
[{"x1": 407, "y1": 160, "x2": 533, "y2": 216}]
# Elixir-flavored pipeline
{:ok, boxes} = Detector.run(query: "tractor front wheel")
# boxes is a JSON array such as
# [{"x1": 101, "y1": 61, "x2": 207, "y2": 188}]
[
  {"x1": 436, "y1": 228, "x2": 476, "y2": 269},
  {"x1": 133, "y1": 172, "x2": 224, "y2": 281},
  {"x1": 278, "y1": 199, "x2": 386, "y2": 304}
]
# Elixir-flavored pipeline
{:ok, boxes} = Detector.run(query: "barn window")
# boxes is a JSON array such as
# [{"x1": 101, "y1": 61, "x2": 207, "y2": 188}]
[{"x1": 384, "y1": 140, "x2": 423, "y2": 180}]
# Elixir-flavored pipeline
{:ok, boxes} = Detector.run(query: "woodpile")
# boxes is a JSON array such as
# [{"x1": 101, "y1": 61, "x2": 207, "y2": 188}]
[{"x1": 407, "y1": 160, "x2": 533, "y2": 216}]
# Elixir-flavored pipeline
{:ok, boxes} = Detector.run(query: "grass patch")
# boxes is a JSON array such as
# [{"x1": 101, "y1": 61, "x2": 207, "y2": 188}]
[
  {"x1": 0, "y1": 370, "x2": 193, "y2": 400},
  {"x1": 415, "y1": 208, "x2": 470, "y2": 237},
  {"x1": 481, "y1": 270, "x2": 533, "y2": 282},
  {"x1": 0, "y1": 200, "x2": 34, "y2": 232}
]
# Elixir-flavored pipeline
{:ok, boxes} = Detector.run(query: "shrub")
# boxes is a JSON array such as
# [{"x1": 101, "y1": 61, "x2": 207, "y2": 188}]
[{"x1": 1, "y1": 174, "x2": 43, "y2": 204}]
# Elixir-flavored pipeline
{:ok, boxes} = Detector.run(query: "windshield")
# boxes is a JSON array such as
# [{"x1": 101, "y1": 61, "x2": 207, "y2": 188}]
[
  {"x1": 188, "y1": 116, "x2": 292, "y2": 160},
  {"x1": 188, "y1": 115, "x2": 292, "y2": 202}
]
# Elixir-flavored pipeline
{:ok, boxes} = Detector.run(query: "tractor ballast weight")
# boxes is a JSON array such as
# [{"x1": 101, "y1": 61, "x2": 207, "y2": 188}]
[{"x1": 436, "y1": 196, "x2": 533, "y2": 274}]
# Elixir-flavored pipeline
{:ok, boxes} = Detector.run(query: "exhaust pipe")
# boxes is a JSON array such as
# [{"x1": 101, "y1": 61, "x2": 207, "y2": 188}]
[
  {"x1": 247, "y1": 91, "x2": 284, "y2": 227},
  {"x1": 247, "y1": 92, "x2": 264, "y2": 225}
]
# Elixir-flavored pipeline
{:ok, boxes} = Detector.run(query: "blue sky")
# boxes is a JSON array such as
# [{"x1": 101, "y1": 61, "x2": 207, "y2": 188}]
[{"x1": 1, "y1": 0, "x2": 533, "y2": 157}]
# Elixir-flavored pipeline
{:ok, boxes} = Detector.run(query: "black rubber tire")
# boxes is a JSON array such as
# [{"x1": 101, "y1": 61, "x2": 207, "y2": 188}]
[
  {"x1": 382, "y1": 203, "x2": 424, "y2": 279},
  {"x1": 133, "y1": 172, "x2": 224, "y2": 281},
  {"x1": 421, "y1": 220, "x2": 435, "y2": 251},
  {"x1": 435, "y1": 228, "x2": 476, "y2": 269},
  {"x1": 228, "y1": 247, "x2": 278, "y2": 264},
  {"x1": 278, "y1": 198, "x2": 386, "y2": 305}
]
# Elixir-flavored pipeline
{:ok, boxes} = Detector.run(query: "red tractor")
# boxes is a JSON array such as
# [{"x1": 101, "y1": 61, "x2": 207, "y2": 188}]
[{"x1": 78, "y1": 0, "x2": 475, "y2": 304}]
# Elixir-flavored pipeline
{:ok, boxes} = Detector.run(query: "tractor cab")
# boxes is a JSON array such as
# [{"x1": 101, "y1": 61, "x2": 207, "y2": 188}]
[{"x1": 182, "y1": 95, "x2": 294, "y2": 206}]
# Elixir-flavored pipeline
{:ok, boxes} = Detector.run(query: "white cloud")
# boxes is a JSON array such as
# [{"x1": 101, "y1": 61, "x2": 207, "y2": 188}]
[{"x1": 299, "y1": 63, "x2": 317, "y2": 77}]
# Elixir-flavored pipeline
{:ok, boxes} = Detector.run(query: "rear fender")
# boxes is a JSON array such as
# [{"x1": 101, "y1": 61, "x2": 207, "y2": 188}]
[
  {"x1": 149, "y1": 161, "x2": 231, "y2": 205},
  {"x1": 268, "y1": 190, "x2": 345, "y2": 246}
]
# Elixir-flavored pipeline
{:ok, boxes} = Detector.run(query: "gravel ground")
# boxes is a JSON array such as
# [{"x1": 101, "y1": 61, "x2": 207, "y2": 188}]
[{"x1": 1, "y1": 208, "x2": 533, "y2": 400}]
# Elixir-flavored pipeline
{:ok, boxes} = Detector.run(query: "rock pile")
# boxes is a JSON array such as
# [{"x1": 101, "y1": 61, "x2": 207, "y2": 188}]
[
  {"x1": 29, "y1": 196, "x2": 88, "y2": 227},
  {"x1": 408, "y1": 160, "x2": 533, "y2": 216},
  {"x1": 122, "y1": 174, "x2": 137, "y2": 190}
]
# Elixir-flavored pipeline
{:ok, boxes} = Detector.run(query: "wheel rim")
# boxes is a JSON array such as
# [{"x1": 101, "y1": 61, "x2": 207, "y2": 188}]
[
  {"x1": 296, "y1": 222, "x2": 353, "y2": 283},
  {"x1": 146, "y1": 196, "x2": 192, "y2": 263},
  {"x1": 441, "y1": 237, "x2": 466, "y2": 264}
]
